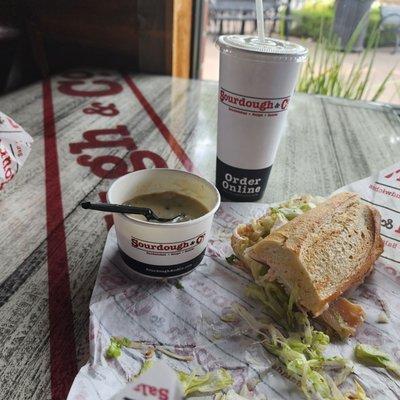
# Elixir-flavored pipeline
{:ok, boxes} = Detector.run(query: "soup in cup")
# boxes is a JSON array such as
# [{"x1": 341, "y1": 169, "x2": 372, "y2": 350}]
[{"x1": 107, "y1": 169, "x2": 220, "y2": 279}]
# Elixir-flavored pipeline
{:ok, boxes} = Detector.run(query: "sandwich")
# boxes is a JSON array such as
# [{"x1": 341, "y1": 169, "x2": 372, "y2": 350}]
[{"x1": 231, "y1": 192, "x2": 384, "y2": 339}]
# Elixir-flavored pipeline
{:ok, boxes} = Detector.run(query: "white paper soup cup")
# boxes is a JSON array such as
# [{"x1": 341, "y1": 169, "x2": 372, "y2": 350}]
[{"x1": 107, "y1": 169, "x2": 221, "y2": 279}]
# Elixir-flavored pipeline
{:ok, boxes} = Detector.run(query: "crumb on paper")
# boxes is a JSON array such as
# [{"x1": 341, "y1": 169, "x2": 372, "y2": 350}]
[
  {"x1": 174, "y1": 280, "x2": 184, "y2": 290},
  {"x1": 220, "y1": 312, "x2": 237, "y2": 323},
  {"x1": 377, "y1": 311, "x2": 389, "y2": 324},
  {"x1": 157, "y1": 347, "x2": 193, "y2": 361},
  {"x1": 144, "y1": 347, "x2": 155, "y2": 359},
  {"x1": 226, "y1": 254, "x2": 239, "y2": 265}
]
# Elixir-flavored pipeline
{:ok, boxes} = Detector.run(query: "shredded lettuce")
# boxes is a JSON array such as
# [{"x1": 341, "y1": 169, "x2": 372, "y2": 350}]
[
  {"x1": 276, "y1": 207, "x2": 303, "y2": 221},
  {"x1": 229, "y1": 194, "x2": 364, "y2": 399},
  {"x1": 131, "y1": 359, "x2": 155, "y2": 379},
  {"x1": 105, "y1": 337, "x2": 122, "y2": 359},
  {"x1": 346, "y1": 381, "x2": 370, "y2": 400},
  {"x1": 235, "y1": 195, "x2": 325, "y2": 262},
  {"x1": 270, "y1": 212, "x2": 289, "y2": 232},
  {"x1": 246, "y1": 283, "x2": 290, "y2": 329},
  {"x1": 158, "y1": 347, "x2": 193, "y2": 361},
  {"x1": 177, "y1": 369, "x2": 233, "y2": 396},
  {"x1": 105, "y1": 337, "x2": 133, "y2": 359},
  {"x1": 105, "y1": 337, "x2": 143, "y2": 359},
  {"x1": 233, "y1": 302, "x2": 353, "y2": 399},
  {"x1": 249, "y1": 263, "x2": 268, "y2": 284},
  {"x1": 355, "y1": 344, "x2": 400, "y2": 377},
  {"x1": 220, "y1": 312, "x2": 238, "y2": 323}
]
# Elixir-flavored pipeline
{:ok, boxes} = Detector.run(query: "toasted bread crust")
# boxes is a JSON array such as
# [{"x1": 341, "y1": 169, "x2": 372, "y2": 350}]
[
  {"x1": 322, "y1": 204, "x2": 383, "y2": 305},
  {"x1": 265, "y1": 192, "x2": 360, "y2": 254}
]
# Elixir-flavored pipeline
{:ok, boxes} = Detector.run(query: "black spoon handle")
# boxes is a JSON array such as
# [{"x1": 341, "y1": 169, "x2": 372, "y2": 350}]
[{"x1": 81, "y1": 202, "x2": 155, "y2": 220}]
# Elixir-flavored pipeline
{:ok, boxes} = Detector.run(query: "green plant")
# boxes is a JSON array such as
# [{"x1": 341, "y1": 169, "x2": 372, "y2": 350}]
[
  {"x1": 289, "y1": 0, "x2": 397, "y2": 47},
  {"x1": 290, "y1": 1, "x2": 335, "y2": 41},
  {"x1": 296, "y1": 21, "x2": 396, "y2": 102}
]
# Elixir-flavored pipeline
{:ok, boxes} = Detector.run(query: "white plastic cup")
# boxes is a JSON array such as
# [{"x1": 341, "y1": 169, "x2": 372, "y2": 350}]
[
  {"x1": 107, "y1": 169, "x2": 220, "y2": 279},
  {"x1": 216, "y1": 35, "x2": 308, "y2": 201}
]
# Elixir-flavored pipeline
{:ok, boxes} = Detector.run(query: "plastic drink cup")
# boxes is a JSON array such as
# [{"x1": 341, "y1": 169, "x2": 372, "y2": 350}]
[{"x1": 216, "y1": 35, "x2": 308, "y2": 201}]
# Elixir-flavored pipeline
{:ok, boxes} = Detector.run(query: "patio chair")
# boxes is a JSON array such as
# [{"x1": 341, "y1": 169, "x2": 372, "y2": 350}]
[{"x1": 380, "y1": 5, "x2": 400, "y2": 54}]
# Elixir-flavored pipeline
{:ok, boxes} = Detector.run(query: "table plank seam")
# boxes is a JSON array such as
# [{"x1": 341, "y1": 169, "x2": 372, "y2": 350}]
[{"x1": 320, "y1": 98, "x2": 346, "y2": 186}]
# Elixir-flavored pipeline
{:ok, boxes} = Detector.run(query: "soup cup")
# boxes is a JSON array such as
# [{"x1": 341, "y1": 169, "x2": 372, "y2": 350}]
[{"x1": 107, "y1": 169, "x2": 220, "y2": 279}]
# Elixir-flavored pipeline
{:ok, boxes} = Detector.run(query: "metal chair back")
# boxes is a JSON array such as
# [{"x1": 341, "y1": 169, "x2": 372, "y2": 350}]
[{"x1": 380, "y1": 5, "x2": 400, "y2": 27}]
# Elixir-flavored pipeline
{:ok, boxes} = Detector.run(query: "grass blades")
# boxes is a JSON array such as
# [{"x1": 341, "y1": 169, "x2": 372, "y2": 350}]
[{"x1": 296, "y1": 19, "x2": 395, "y2": 102}]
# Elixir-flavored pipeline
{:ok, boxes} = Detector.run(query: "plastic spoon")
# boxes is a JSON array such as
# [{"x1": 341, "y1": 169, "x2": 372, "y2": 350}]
[{"x1": 81, "y1": 202, "x2": 186, "y2": 223}]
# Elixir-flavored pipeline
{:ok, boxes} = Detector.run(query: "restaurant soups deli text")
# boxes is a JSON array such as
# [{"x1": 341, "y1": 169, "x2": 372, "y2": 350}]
[{"x1": 58, "y1": 70, "x2": 169, "y2": 228}]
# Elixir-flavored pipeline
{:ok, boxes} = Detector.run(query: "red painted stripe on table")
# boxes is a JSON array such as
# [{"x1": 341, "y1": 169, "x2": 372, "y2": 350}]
[
  {"x1": 43, "y1": 79, "x2": 78, "y2": 400},
  {"x1": 122, "y1": 74, "x2": 194, "y2": 172}
]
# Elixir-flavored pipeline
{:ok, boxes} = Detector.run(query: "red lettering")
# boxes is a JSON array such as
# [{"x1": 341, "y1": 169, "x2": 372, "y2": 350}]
[
  {"x1": 1, "y1": 152, "x2": 14, "y2": 182},
  {"x1": 384, "y1": 265, "x2": 397, "y2": 277},
  {"x1": 196, "y1": 234, "x2": 205, "y2": 244},
  {"x1": 77, "y1": 154, "x2": 128, "y2": 178},
  {"x1": 195, "y1": 348, "x2": 221, "y2": 370},
  {"x1": 123, "y1": 288, "x2": 149, "y2": 305},
  {"x1": 215, "y1": 209, "x2": 240, "y2": 226},
  {"x1": 214, "y1": 296, "x2": 229, "y2": 307},
  {"x1": 166, "y1": 327, "x2": 194, "y2": 344},
  {"x1": 134, "y1": 383, "x2": 144, "y2": 393},
  {"x1": 6, "y1": 117, "x2": 20, "y2": 129},
  {"x1": 132, "y1": 384, "x2": 168, "y2": 400},
  {"x1": 2, "y1": 155, "x2": 11, "y2": 168},
  {"x1": 70, "y1": 125, "x2": 135, "y2": 154},
  {"x1": 124, "y1": 297, "x2": 154, "y2": 317},
  {"x1": 206, "y1": 239, "x2": 219, "y2": 258},
  {"x1": 83, "y1": 102, "x2": 120, "y2": 116},
  {"x1": 384, "y1": 169, "x2": 400, "y2": 181},
  {"x1": 159, "y1": 388, "x2": 169, "y2": 400},
  {"x1": 130, "y1": 150, "x2": 168, "y2": 170},
  {"x1": 148, "y1": 386, "x2": 157, "y2": 396},
  {"x1": 359, "y1": 287, "x2": 376, "y2": 300},
  {"x1": 99, "y1": 273, "x2": 128, "y2": 291},
  {"x1": 57, "y1": 79, "x2": 123, "y2": 96},
  {"x1": 16, "y1": 145, "x2": 23, "y2": 157},
  {"x1": 4, "y1": 168, "x2": 13, "y2": 180}
]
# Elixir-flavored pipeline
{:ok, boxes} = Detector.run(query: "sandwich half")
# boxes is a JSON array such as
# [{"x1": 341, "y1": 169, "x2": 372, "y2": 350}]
[{"x1": 232, "y1": 192, "x2": 384, "y2": 338}]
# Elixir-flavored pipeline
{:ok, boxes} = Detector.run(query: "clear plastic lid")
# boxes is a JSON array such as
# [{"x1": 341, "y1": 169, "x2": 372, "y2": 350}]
[{"x1": 218, "y1": 35, "x2": 308, "y2": 62}]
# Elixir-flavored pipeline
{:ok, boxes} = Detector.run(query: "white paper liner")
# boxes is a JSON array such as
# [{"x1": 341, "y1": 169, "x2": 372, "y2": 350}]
[
  {"x1": 109, "y1": 361, "x2": 183, "y2": 400},
  {"x1": 0, "y1": 111, "x2": 33, "y2": 190},
  {"x1": 68, "y1": 162, "x2": 400, "y2": 400}
]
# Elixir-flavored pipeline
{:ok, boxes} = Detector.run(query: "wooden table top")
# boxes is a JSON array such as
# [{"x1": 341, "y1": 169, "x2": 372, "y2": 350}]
[{"x1": 0, "y1": 70, "x2": 399, "y2": 400}]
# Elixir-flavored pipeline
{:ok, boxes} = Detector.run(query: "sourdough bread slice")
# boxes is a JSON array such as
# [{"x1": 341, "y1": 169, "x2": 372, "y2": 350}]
[{"x1": 249, "y1": 192, "x2": 383, "y2": 316}]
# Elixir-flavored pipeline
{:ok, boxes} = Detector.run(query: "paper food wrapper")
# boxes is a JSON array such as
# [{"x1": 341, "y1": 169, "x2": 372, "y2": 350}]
[
  {"x1": 0, "y1": 111, "x2": 33, "y2": 190},
  {"x1": 68, "y1": 162, "x2": 400, "y2": 400},
  {"x1": 110, "y1": 361, "x2": 183, "y2": 400}
]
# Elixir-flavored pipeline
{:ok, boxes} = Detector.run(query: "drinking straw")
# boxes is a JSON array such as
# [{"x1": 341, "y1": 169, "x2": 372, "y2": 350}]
[{"x1": 255, "y1": 0, "x2": 265, "y2": 43}]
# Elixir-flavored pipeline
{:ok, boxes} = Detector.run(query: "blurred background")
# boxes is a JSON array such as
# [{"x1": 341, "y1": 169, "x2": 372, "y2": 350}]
[{"x1": 0, "y1": 0, "x2": 399, "y2": 103}]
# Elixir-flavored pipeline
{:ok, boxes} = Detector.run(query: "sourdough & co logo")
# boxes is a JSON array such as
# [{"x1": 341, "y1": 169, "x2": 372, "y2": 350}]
[
  {"x1": 219, "y1": 87, "x2": 290, "y2": 116},
  {"x1": 131, "y1": 233, "x2": 206, "y2": 255}
]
